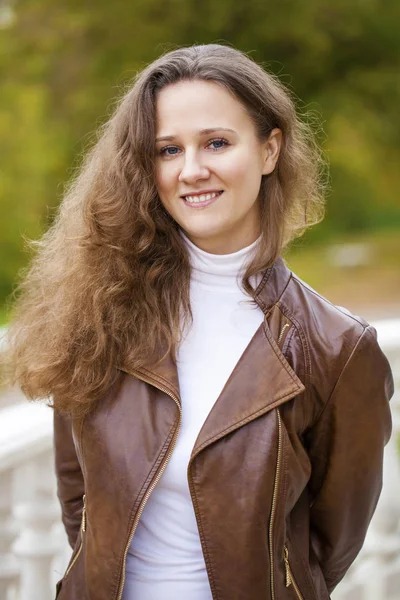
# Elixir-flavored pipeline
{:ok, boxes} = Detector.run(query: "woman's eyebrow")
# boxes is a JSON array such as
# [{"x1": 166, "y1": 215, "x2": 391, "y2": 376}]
[{"x1": 155, "y1": 127, "x2": 237, "y2": 143}]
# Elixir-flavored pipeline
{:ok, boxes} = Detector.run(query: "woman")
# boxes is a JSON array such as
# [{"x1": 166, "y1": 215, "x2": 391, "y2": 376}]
[{"x1": 5, "y1": 44, "x2": 393, "y2": 600}]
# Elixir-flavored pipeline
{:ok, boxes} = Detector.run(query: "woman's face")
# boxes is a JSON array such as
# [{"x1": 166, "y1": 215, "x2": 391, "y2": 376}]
[{"x1": 154, "y1": 79, "x2": 281, "y2": 254}]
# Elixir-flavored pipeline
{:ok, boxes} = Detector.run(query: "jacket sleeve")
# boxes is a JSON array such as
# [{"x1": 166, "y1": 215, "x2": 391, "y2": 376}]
[
  {"x1": 305, "y1": 325, "x2": 393, "y2": 593},
  {"x1": 53, "y1": 409, "x2": 85, "y2": 549}
]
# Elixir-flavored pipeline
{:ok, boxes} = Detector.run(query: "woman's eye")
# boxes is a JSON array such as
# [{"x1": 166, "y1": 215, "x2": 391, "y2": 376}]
[
  {"x1": 208, "y1": 138, "x2": 229, "y2": 150},
  {"x1": 158, "y1": 138, "x2": 229, "y2": 157},
  {"x1": 159, "y1": 146, "x2": 180, "y2": 157}
]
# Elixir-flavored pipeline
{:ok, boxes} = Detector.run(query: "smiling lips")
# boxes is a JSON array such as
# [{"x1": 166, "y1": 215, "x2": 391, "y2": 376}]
[{"x1": 182, "y1": 190, "x2": 223, "y2": 204}]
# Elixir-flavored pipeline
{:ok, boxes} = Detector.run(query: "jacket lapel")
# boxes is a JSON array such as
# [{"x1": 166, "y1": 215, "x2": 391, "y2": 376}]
[
  {"x1": 190, "y1": 319, "x2": 304, "y2": 459},
  {"x1": 120, "y1": 256, "x2": 304, "y2": 456}
]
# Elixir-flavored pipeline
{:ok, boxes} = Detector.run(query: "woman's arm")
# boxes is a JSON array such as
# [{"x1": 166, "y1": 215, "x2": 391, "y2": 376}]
[
  {"x1": 53, "y1": 409, "x2": 85, "y2": 549},
  {"x1": 305, "y1": 325, "x2": 393, "y2": 593}
]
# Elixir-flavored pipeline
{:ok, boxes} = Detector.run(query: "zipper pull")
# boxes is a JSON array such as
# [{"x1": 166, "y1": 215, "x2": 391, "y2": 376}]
[
  {"x1": 81, "y1": 494, "x2": 86, "y2": 533},
  {"x1": 278, "y1": 322, "x2": 290, "y2": 345},
  {"x1": 284, "y1": 546, "x2": 292, "y2": 588}
]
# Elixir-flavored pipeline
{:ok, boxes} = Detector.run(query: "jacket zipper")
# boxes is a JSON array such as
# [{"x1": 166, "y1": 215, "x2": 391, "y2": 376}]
[
  {"x1": 278, "y1": 320, "x2": 291, "y2": 346},
  {"x1": 284, "y1": 546, "x2": 304, "y2": 599},
  {"x1": 64, "y1": 493, "x2": 86, "y2": 578},
  {"x1": 115, "y1": 371, "x2": 181, "y2": 600},
  {"x1": 115, "y1": 318, "x2": 292, "y2": 599},
  {"x1": 268, "y1": 409, "x2": 283, "y2": 600}
]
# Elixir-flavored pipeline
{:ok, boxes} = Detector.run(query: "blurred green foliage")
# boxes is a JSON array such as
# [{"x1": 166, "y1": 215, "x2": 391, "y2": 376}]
[{"x1": 1, "y1": 0, "x2": 400, "y2": 318}]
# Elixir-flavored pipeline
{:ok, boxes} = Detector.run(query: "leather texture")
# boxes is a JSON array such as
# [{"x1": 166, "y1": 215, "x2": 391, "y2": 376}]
[{"x1": 53, "y1": 256, "x2": 394, "y2": 600}]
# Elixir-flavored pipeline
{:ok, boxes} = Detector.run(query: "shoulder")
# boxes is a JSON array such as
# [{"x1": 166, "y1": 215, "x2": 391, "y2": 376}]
[
  {"x1": 278, "y1": 268, "x2": 388, "y2": 415},
  {"x1": 283, "y1": 269, "x2": 369, "y2": 337}
]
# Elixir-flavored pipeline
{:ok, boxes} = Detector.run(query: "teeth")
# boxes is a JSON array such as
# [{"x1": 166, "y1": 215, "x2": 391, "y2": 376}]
[{"x1": 185, "y1": 192, "x2": 220, "y2": 203}]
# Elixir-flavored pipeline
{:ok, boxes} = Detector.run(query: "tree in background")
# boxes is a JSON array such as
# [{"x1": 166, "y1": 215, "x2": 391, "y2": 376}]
[{"x1": 1, "y1": 0, "x2": 399, "y2": 312}]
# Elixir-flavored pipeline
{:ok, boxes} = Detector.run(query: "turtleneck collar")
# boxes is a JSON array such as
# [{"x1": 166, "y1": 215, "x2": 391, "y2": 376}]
[{"x1": 180, "y1": 230, "x2": 262, "y2": 292}]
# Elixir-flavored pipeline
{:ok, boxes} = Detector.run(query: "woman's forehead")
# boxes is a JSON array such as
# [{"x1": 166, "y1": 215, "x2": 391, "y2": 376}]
[{"x1": 155, "y1": 80, "x2": 251, "y2": 138}]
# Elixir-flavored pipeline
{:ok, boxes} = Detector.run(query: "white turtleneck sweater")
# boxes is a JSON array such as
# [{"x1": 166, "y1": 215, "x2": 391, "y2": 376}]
[{"x1": 122, "y1": 233, "x2": 264, "y2": 600}]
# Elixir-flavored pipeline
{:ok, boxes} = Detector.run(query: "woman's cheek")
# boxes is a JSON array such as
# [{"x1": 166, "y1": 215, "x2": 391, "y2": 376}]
[{"x1": 155, "y1": 167, "x2": 173, "y2": 196}]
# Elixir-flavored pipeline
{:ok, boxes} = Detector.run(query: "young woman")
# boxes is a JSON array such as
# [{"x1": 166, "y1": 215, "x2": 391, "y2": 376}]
[{"x1": 5, "y1": 44, "x2": 393, "y2": 600}]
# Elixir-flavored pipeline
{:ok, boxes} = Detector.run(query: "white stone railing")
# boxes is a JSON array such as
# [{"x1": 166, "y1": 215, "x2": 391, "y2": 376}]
[
  {"x1": 0, "y1": 401, "x2": 70, "y2": 600},
  {"x1": 0, "y1": 320, "x2": 399, "y2": 600}
]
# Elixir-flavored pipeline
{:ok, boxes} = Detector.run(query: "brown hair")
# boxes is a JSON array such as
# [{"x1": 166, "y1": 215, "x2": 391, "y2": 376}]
[{"x1": 3, "y1": 44, "x2": 326, "y2": 416}]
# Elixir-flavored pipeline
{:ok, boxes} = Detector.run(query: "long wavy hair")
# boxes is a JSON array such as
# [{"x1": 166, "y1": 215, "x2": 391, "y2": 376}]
[{"x1": 4, "y1": 44, "x2": 326, "y2": 417}]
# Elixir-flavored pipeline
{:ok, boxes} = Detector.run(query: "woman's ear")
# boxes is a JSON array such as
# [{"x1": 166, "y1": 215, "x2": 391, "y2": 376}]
[{"x1": 262, "y1": 128, "x2": 282, "y2": 175}]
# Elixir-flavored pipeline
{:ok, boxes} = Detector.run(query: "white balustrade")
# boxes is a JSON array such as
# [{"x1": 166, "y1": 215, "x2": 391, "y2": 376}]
[
  {"x1": 0, "y1": 402, "x2": 69, "y2": 600},
  {"x1": 0, "y1": 319, "x2": 399, "y2": 600},
  {"x1": 0, "y1": 469, "x2": 19, "y2": 599}
]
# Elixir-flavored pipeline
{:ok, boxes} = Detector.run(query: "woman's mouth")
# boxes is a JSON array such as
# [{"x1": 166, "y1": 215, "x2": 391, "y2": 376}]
[{"x1": 182, "y1": 190, "x2": 223, "y2": 208}]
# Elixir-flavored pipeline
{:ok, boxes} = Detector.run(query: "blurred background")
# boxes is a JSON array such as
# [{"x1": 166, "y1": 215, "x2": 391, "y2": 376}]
[
  {"x1": 0, "y1": 0, "x2": 399, "y2": 325},
  {"x1": 0, "y1": 1, "x2": 399, "y2": 599}
]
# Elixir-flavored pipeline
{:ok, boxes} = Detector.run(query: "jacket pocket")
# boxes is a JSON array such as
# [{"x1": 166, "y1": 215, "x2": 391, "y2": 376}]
[
  {"x1": 283, "y1": 544, "x2": 305, "y2": 599},
  {"x1": 64, "y1": 494, "x2": 86, "y2": 580}
]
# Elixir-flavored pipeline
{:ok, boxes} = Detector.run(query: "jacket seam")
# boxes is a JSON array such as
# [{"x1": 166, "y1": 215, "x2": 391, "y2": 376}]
[
  {"x1": 262, "y1": 320, "x2": 305, "y2": 386},
  {"x1": 311, "y1": 325, "x2": 369, "y2": 426},
  {"x1": 253, "y1": 264, "x2": 275, "y2": 312},
  {"x1": 139, "y1": 366, "x2": 179, "y2": 398},
  {"x1": 61, "y1": 415, "x2": 85, "y2": 548},
  {"x1": 324, "y1": 566, "x2": 345, "y2": 586},
  {"x1": 63, "y1": 527, "x2": 84, "y2": 581},
  {"x1": 282, "y1": 325, "x2": 295, "y2": 356},
  {"x1": 277, "y1": 306, "x2": 312, "y2": 434},
  {"x1": 289, "y1": 532, "x2": 319, "y2": 600},
  {"x1": 277, "y1": 302, "x2": 312, "y2": 379},
  {"x1": 254, "y1": 263, "x2": 292, "y2": 314},
  {"x1": 78, "y1": 414, "x2": 86, "y2": 479},
  {"x1": 291, "y1": 275, "x2": 367, "y2": 328},
  {"x1": 194, "y1": 387, "x2": 299, "y2": 454}
]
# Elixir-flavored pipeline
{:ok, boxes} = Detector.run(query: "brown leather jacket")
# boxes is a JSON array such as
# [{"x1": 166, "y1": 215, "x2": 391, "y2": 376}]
[{"x1": 53, "y1": 257, "x2": 393, "y2": 600}]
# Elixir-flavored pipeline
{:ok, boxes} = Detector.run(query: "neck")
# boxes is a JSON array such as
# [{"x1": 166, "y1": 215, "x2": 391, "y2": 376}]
[{"x1": 180, "y1": 230, "x2": 262, "y2": 292}]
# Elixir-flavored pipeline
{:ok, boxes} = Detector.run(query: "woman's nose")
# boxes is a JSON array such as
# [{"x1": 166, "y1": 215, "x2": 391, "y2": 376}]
[{"x1": 178, "y1": 152, "x2": 210, "y2": 183}]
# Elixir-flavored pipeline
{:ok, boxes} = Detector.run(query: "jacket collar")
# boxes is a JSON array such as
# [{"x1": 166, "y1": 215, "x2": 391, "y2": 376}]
[
  {"x1": 253, "y1": 255, "x2": 292, "y2": 315},
  {"x1": 121, "y1": 256, "x2": 304, "y2": 453}
]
